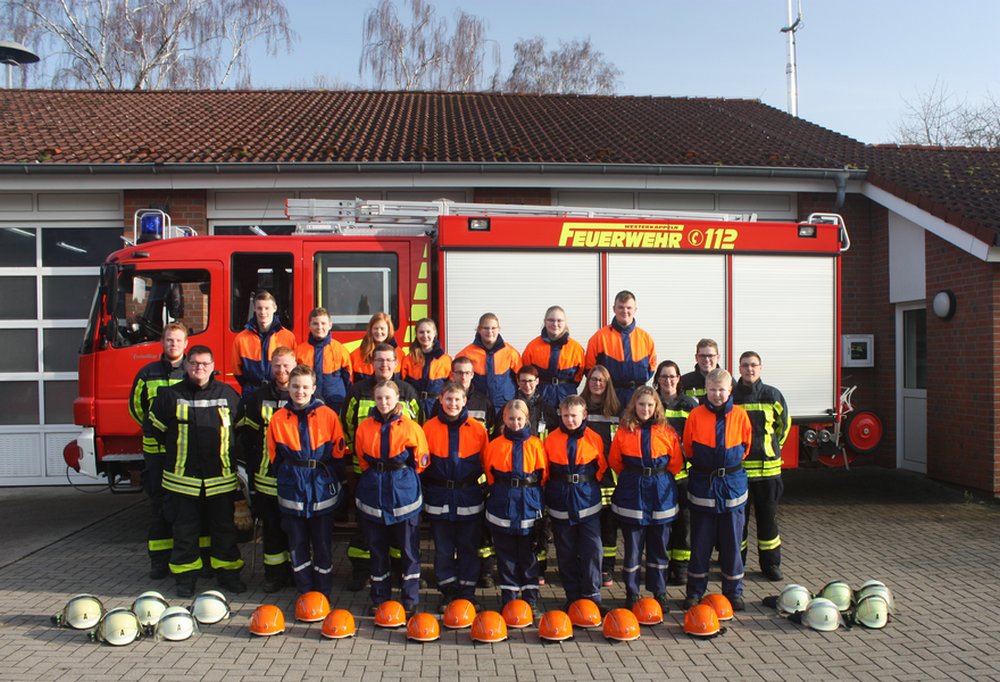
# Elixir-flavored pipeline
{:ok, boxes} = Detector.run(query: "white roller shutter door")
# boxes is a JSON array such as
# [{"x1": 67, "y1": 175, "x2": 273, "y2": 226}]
[
  {"x1": 731, "y1": 255, "x2": 836, "y2": 418},
  {"x1": 442, "y1": 251, "x2": 601, "y2": 357}
]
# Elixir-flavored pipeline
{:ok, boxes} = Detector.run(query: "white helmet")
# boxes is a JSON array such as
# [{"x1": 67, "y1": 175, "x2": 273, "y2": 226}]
[
  {"x1": 798, "y1": 598, "x2": 845, "y2": 632},
  {"x1": 155, "y1": 606, "x2": 200, "y2": 641},
  {"x1": 90, "y1": 608, "x2": 143, "y2": 646},
  {"x1": 52, "y1": 594, "x2": 105, "y2": 630},
  {"x1": 191, "y1": 590, "x2": 231, "y2": 625},
  {"x1": 132, "y1": 591, "x2": 170, "y2": 628},
  {"x1": 818, "y1": 580, "x2": 853, "y2": 613},
  {"x1": 853, "y1": 594, "x2": 890, "y2": 629},
  {"x1": 777, "y1": 584, "x2": 812, "y2": 614},
  {"x1": 855, "y1": 580, "x2": 895, "y2": 614}
]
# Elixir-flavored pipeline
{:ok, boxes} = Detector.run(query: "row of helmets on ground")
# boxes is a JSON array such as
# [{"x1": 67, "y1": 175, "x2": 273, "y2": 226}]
[
  {"x1": 248, "y1": 594, "x2": 736, "y2": 642},
  {"x1": 51, "y1": 590, "x2": 232, "y2": 645},
  {"x1": 763, "y1": 580, "x2": 895, "y2": 631}
]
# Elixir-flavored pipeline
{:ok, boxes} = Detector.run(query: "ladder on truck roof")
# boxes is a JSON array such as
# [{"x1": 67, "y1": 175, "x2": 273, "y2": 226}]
[{"x1": 284, "y1": 198, "x2": 759, "y2": 236}]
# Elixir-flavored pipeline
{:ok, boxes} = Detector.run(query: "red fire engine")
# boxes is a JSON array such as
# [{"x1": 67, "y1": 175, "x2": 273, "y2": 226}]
[{"x1": 64, "y1": 198, "x2": 876, "y2": 487}]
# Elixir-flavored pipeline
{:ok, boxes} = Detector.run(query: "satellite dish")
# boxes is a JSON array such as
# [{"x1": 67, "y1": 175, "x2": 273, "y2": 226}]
[{"x1": 0, "y1": 40, "x2": 40, "y2": 66}]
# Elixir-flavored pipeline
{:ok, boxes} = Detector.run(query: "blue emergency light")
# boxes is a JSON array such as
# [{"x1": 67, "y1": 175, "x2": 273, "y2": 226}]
[{"x1": 139, "y1": 212, "x2": 164, "y2": 241}]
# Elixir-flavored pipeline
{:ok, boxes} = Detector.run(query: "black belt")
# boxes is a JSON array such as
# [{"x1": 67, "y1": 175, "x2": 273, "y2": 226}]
[
  {"x1": 692, "y1": 464, "x2": 743, "y2": 477},
  {"x1": 620, "y1": 381, "x2": 644, "y2": 389},
  {"x1": 546, "y1": 377, "x2": 572, "y2": 385},
  {"x1": 286, "y1": 458, "x2": 327, "y2": 471},
  {"x1": 624, "y1": 464, "x2": 667, "y2": 477},
  {"x1": 419, "y1": 391, "x2": 434, "y2": 400},
  {"x1": 367, "y1": 460, "x2": 408, "y2": 472},
  {"x1": 549, "y1": 471, "x2": 597, "y2": 484},
  {"x1": 494, "y1": 473, "x2": 541, "y2": 488},
  {"x1": 423, "y1": 475, "x2": 479, "y2": 489}
]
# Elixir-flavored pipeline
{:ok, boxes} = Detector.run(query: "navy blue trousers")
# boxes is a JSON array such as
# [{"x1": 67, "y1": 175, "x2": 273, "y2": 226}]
[
  {"x1": 492, "y1": 530, "x2": 539, "y2": 606},
  {"x1": 687, "y1": 507, "x2": 745, "y2": 599},
  {"x1": 430, "y1": 516, "x2": 482, "y2": 600},
  {"x1": 620, "y1": 521, "x2": 671, "y2": 597},
  {"x1": 361, "y1": 515, "x2": 421, "y2": 607},
  {"x1": 281, "y1": 512, "x2": 334, "y2": 595},
  {"x1": 551, "y1": 516, "x2": 603, "y2": 603}
]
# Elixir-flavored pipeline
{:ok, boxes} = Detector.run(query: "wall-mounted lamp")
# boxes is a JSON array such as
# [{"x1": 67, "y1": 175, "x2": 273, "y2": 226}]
[{"x1": 932, "y1": 290, "x2": 956, "y2": 320}]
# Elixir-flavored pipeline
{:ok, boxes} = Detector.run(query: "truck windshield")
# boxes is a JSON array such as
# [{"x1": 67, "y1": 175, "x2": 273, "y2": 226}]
[{"x1": 109, "y1": 268, "x2": 210, "y2": 348}]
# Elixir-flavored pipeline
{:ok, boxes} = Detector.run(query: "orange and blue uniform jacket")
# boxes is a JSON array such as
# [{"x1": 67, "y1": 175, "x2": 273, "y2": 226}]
[
  {"x1": 608, "y1": 421, "x2": 682, "y2": 525},
  {"x1": 401, "y1": 342, "x2": 453, "y2": 418},
  {"x1": 584, "y1": 320, "x2": 656, "y2": 404},
  {"x1": 421, "y1": 409, "x2": 489, "y2": 521},
  {"x1": 459, "y1": 335, "x2": 522, "y2": 414},
  {"x1": 354, "y1": 410, "x2": 429, "y2": 525},
  {"x1": 521, "y1": 332, "x2": 585, "y2": 411},
  {"x1": 483, "y1": 427, "x2": 547, "y2": 536},
  {"x1": 267, "y1": 398, "x2": 347, "y2": 517},
  {"x1": 296, "y1": 334, "x2": 352, "y2": 414},
  {"x1": 543, "y1": 424, "x2": 607, "y2": 524},
  {"x1": 232, "y1": 316, "x2": 296, "y2": 396},
  {"x1": 683, "y1": 397, "x2": 752, "y2": 513},
  {"x1": 350, "y1": 339, "x2": 405, "y2": 384}
]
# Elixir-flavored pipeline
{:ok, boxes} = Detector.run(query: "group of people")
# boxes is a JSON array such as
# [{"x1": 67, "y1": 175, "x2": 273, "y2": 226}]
[{"x1": 130, "y1": 288, "x2": 790, "y2": 616}]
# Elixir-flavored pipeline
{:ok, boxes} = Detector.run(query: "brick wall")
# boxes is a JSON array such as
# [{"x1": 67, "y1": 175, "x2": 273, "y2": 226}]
[
  {"x1": 925, "y1": 232, "x2": 1000, "y2": 495},
  {"x1": 123, "y1": 190, "x2": 208, "y2": 235}
]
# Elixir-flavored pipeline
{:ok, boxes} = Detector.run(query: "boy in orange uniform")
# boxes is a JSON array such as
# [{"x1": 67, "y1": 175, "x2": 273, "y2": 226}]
[
  {"x1": 232, "y1": 290, "x2": 296, "y2": 398},
  {"x1": 585, "y1": 290, "x2": 656, "y2": 406},
  {"x1": 295, "y1": 307, "x2": 352, "y2": 414}
]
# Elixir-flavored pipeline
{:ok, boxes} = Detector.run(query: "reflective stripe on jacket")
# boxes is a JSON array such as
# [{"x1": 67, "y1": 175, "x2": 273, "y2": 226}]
[
  {"x1": 483, "y1": 427, "x2": 546, "y2": 536},
  {"x1": 733, "y1": 379, "x2": 789, "y2": 479},
  {"x1": 421, "y1": 410, "x2": 488, "y2": 521},
  {"x1": 132, "y1": 355, "x2": 185, "y2": 455},
  {"x1": 543, "y1": 425, "x2": 607, "y2": 524},
  {"x1": 354, "y1": 411, "x2": 429, "y2": 525},
  {"x1": 267, "y1": 399, "x2": 346, "y2": 517},
  {"x1": 235, "y1": 382, "x2": 288, "y2": 496},
  {"x1": 683, "y1": 398, "x2": 752, "y2": 513},
  {"x1": 608, "y1": 421, "x2": 681, "y2": 525},
  {"x1": 342, "y1": 378, "x2": 421, "y2": 472},
  {"x1": 662, "y1": 393, "x2": 699, "y2": 481}
]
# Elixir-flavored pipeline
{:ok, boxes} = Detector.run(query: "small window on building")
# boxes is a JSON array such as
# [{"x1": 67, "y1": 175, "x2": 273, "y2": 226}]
[
  {"x1": 41, "y1": 227, "x2": 122, "y2": 267},
  {"x1": 110, "y1": 268, "x2": 210, "y2": 348},
  {"x1": 0, "y1": 227, "x2": 37, "y2": 267},
  {"x1": 231, "y1": 253, "x2": 294, "y2": 332},
  {"x1": 903, "y1": 308, "x2": 927, "y2": 390},
  {"x1": 314, "y1": 252, "x2": 398, "y2": 331}
]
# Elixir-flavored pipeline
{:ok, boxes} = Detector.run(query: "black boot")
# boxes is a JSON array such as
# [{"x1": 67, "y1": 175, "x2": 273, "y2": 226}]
[
  {"x1": 176, "y1": 575, "x2": 197, "y2": 599},
  {"x1": 217, "y1": 569, "x2": 246, "y2": 594}
]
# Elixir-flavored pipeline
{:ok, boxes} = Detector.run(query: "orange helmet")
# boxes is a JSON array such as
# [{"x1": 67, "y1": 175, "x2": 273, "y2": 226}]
[
  {"x1": 501, "y1": 599, "x2": 534, "y2": 629},
  {"x1": 631, "y1": 597, "x2": 664, "y2": 625},
  {"x1": 406, "y1": 612, "x2": 441, "y2": 642},
  {"x1": 684, "y1": 604, "x2": 721, "y2": 637},
  {"x1": 295, "y1": 591, "x2": 331, "y2": 623},
  {"x1": 603, "y1": 608, "x2": 641, "y2": 642},
  {"x1": 568, "y1": 599, "x2": 602, "y2": 628},
  {"x1": 374, "y1": 600, "x2": 407, "y2": 628},
  {"x1": 442, "y1": 599, "x2": 477, "y2": 629},
  {"x1": 320, "y1": 609, "x2": 356, "y2": 639},
  {"x1": 538, "y1": 610, "x2": 574, "y2": 642},
  {"x1": 700, "y1": 594, "x2": 734, "y2": 622},
  {"x1": 249, "y1": 604, "x2": 285, "y2": 637},
  {"x1": 470, "y1": 610, "x2": 508, "y2": 643}
]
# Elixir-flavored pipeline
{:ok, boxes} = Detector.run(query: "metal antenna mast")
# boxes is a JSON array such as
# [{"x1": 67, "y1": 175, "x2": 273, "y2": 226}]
[{"x1": 780, "y1": 0, "x2": 803, "y2": 117}]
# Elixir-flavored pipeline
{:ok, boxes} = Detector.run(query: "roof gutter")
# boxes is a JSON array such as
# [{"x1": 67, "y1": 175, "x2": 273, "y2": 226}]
[{"x1": 0, "y1": 160, "x2": 869, "y2": 181}]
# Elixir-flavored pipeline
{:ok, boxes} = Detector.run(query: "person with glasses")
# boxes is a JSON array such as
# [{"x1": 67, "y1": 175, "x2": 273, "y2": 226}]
[
  {"x1": 146, "y1": 345, "x2": 244, "y2": 598},
  {"x1": 681, "y1": 338, "x2": 736, "y2": 402},
  {"x1": 732, "y1": 351, "x2": 790, "y2": 582},
  {"x1": 458, "y1": 313, "x2": 522, "y2": 418},
  {"x1": 521, "y1": 305, "x2": 585, "y2": 413},
  {"x1": 653, "y1": 360, "x2": 699, "y2": 587}
]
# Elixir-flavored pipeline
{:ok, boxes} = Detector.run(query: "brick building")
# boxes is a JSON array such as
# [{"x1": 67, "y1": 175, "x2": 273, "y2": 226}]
[{"x1": 0, "y1": 90, "x2": 996, "y2": 495}]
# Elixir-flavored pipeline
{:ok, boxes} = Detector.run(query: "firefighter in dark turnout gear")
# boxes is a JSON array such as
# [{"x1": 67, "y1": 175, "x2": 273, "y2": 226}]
[
  {"x1": 130, "y1": 321, "x2": 187, "y2": 580},
  {"x1": 147, "y1": 345, "x2": 244, "y2": 598},
  {"x1": 580, "y1": 365, "x2": 621, "y2": 586}
]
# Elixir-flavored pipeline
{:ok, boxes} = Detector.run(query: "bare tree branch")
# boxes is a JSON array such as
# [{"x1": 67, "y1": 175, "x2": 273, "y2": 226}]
[
  {"x1": 504, "y1": 35, "x2": 621, "y2": 95},
  {"x1": 895, "y1": 81, "x2": 1000, "y2": 147}
]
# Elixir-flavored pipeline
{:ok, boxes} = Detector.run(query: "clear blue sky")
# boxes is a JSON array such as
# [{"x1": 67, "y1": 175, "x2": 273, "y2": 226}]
[{"x1": 248, "y1": 0, "x2": 1000, "y2": 144}]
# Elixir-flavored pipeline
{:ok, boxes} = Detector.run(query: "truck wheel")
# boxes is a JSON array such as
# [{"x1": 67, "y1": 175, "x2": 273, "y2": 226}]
[{"x1": 845, "y1": 409, "x2": 884, "y2": 454}]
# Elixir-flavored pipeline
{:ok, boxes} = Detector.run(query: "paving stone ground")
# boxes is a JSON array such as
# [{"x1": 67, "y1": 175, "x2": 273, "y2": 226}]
[{"x1": 1, "y1": 467, "x2": 998, "y2": 681}]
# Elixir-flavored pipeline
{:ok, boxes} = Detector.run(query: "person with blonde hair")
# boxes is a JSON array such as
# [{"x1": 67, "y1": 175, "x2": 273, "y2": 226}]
[
  {"x1": 350, "y1": 312, "x2": 403, "y2": 383},
  {"x1": 521, "y1": 305, "x2": 585, "y2": 412},
  {"x1": 459, "y1": 313, "x2": 522, "y2": 417},
  {"x1": 401, "y1": 318, "x2": 452, "y2": 418}
]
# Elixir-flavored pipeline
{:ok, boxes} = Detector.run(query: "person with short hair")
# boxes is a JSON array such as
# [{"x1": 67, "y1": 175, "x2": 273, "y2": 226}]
[
  {"x1": 131, "y1": 321, "x2": 188, "y2": 580},
  {"x1": 681, "y1": 338, "x2": 735, "y2": 402},
  {"x1": 235, "y1": 345, "x2": 296, "y2": 592},
  {"x1": 147, "y1": 345, "x2": 244, "y2": 598},
  {"x1": 514, "y1": 364, "x2": 558, "y2": 439},
  {"x1": 733, "y1": 351, "x2": 790, "y2": 582},
  {"x1": 445, "y1": 355, "x2": 497, "y2": 437},
  {"x1": 544, "y1": 395, "x2": 608, "y2": 610},
  {"x1": 350, "y1": 312, "x2": 404, "y2": 384},
  {"x1": 483, "y1": 399, "x2": 547, "y2": 607},
  {"x1": 295, "y1": 307, "x2": 352, "y2": 414},
  {"x1": 585, "y1": 290, "x2": 656, "y2": 406},
  {"x1": 459, "y1": 313, "x2": 522, "y2": 417},
  {"x1": 421, "y1": 382, "x2": 489, "y2": 610},
  {"x1": 267, "y1": 364, "x2": 347, "y2": 595},
  {"x1": 682, "y1": 368, "x2": 752, "y2": 611},
  {"x1": 609, "y1": 386, "x2": 682, "y2": 611},
  {"x1": 521, "y1": 306, "x2": 585, "y2": 413},
  {"x1": 354, "y1": 380, "x2": 429, "y2": 614},
  {"x1": 401, "y1": 318, "x2": 452, "y2": 418},
  {"x1": 232, "y1": 290, "x2": 296, "y2": 398}
]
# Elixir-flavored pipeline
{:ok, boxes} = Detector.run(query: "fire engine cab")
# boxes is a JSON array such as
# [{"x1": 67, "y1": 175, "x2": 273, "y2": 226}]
[{"x1": 65, "y1": 198, "x2": 855, "y2": 487}]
